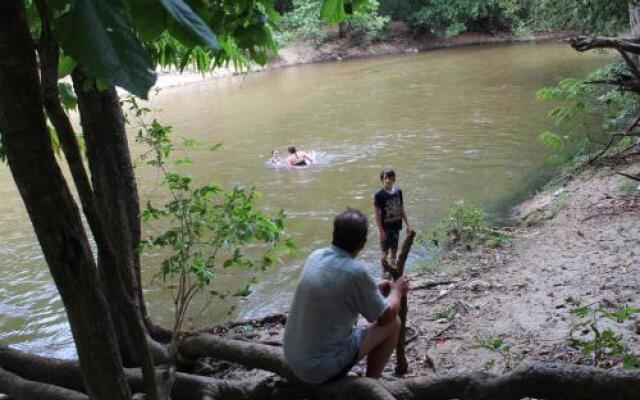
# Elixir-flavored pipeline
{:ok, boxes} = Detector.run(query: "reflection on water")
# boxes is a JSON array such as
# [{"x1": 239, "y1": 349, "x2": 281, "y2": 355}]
[{"x1": 0, "y1": 42, "x2": 610, "y2": 357}]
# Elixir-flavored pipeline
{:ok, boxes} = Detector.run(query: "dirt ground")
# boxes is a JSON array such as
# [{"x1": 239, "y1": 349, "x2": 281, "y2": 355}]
[{"x1": 207, "y1": 155, "x2": 640, "y2": 382}]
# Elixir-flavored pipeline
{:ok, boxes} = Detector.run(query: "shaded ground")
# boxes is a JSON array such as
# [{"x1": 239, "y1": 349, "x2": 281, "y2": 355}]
[{"x1": 208, "y1": 155, "x2": 640, "y2": 381}]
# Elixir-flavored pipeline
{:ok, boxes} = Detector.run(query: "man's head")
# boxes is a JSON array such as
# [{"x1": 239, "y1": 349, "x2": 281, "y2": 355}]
[
  {"x1": 380, "y1": 168, "x2": 396, "y2": 191},
  {"x1": 332, "y1": 208, "x2": 368, "y2": 255},
  {"x1": 288, "y1": 146, "x2": 297, "y2": 154}
]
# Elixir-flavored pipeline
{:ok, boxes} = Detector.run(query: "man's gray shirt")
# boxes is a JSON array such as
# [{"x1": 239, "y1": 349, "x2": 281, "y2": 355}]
[{"x1": 283, "y1": 245, "x2": 387, "y2": 383}]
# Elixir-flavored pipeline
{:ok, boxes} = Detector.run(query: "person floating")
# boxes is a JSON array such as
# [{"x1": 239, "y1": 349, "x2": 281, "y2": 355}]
[
  {"x1": 283, "y1": 208, "x2": 410, "y2": 383},
  {"x1": 269, "y1": 149, "x2": 281, "y2": 165},
  {"x1": 374, "y1": 168, "x2": 411, "y2": 268},
  {"x1": 286, "y1": 146, "x2": 314, "y2": 167}
]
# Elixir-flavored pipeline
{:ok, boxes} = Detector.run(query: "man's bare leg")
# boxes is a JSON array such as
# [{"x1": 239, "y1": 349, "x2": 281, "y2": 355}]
[{"x1": 357, "y1": 317, "x2": 401, "y2": 378}]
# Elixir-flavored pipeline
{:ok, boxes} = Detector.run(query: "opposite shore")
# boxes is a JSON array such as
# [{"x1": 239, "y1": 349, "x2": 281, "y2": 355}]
[{"x1": 154, "y1": 29, "x2": 576, "y2": 90}]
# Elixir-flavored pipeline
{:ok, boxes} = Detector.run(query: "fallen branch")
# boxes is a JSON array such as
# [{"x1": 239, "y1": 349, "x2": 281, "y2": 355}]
[
  {"x1": 394, "y1": 230, "x2": 416, "y2": 376},
  {"x1": 568, "y1": 36, "x2": 640, "y2": 54},
  {"x1": 412, "y1": 281, "x2": 456, "y2": 291}
]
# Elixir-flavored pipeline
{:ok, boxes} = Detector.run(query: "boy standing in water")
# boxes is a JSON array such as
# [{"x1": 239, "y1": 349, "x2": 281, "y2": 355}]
[{"x1": 374, "y1": 169, "x2": 411, "y2": 267}]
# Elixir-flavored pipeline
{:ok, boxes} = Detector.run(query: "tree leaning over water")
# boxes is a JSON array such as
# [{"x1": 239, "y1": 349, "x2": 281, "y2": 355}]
[{"x1": 1, "y1": 0, "x2": 640, "y2": 399}]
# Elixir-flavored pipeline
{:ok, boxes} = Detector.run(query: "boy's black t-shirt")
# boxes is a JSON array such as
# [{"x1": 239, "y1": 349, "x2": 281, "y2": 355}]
[{"x1": 374, "y1": 188, "x2": 403, "y2": 232}]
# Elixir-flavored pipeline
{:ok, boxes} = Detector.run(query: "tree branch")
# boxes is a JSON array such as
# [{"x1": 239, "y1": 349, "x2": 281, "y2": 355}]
[
  {"x1": 568, "y1": 36, "x2": 640, "y2": 54},
  {"x1": 394, "y1": 230, "x2": 416, "y2": 376}
]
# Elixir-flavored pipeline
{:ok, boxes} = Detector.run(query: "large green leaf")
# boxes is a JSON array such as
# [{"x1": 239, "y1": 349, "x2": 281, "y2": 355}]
[
  {"x1": 125, "y1": 0, "x2": 167, "y2": 42},
  {"x1": 48, "y1": 0, "x2": 156, "y2": 98},
  {"x1": 158, "y1": 0, "x2": 220, "y2": 51}
]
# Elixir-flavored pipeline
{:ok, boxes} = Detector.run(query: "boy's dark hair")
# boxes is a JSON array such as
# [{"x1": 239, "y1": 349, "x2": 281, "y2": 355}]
[
  {"x1": 332, "y1": 208, "x2": 368, "y2": 253},
  {"x1": 380, "y1": 168, "x2": 396, "y2": 182},
  {"x1": 288, "y1": 146, "x2": 297, "y2": 154}
]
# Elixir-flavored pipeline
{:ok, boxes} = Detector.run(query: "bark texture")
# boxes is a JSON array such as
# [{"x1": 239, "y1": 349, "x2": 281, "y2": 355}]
[
  {"x1": 0, "y1": 1, "x2": 130, "y2": 399},
  {"x1": 4, "y1": 343, "x2": 640, "y2": 400},
  {"x1": 393, "y1": 230, "x2": 416, "y2": 375},
  {"x1": 72, "y1": 69, "x2": 159, "y2": 399}
]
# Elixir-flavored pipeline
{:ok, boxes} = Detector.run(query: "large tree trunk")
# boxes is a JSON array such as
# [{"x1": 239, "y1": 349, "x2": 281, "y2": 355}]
[
  {"x1": 72, "y1": 69, "x2": 160, "y2": 399},
  {"x1": 0, "y1": 1, "x2": 131, "y2": 399}
]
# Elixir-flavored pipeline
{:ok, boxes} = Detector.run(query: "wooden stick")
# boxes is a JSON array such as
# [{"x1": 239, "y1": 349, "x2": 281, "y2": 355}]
[{"x1": 392, "y1": 230, "x2": 416, "y2": 376}]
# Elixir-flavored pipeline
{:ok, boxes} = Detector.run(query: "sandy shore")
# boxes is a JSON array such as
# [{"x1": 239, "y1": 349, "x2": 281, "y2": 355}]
[{"x1": 204, "y1": 153, "x2": 639, "y2": 381}]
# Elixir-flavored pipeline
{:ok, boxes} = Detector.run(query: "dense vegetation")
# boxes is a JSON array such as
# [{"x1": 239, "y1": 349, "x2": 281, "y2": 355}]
[{"x1": 277, "y1": 0, "x2": 635, "y2": 43}]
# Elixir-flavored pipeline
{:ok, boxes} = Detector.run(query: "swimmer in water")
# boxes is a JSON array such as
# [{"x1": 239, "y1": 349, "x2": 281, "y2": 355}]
[
  {"x1": 287, "y1": 146, "x2": 314, "y2": 167},
  {"x1": 269, "y1": 149, "x2": 281, "y2": 165}
]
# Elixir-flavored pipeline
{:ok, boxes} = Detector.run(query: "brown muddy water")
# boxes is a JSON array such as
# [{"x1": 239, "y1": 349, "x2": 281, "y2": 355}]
[{"x1": 0, "y1": 42, "x2": 610, "y2": 358}]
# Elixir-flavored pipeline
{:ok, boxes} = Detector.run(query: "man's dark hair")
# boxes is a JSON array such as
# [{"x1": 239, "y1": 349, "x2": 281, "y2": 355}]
[
  {"x1": 332, "y1": 208, "x2": 368, "y2": 253},
  {"x1": 288, "y1": 146, "x2": 297, "y2": 154},
  {"x1": 380, "y1": 168, "x2": 396, "y2": 182}
]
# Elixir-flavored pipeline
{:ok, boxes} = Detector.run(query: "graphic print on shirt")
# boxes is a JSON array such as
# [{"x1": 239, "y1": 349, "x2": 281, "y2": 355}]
[{"x1": 383, "y1": 196, "x2": 402, "y2": 225}]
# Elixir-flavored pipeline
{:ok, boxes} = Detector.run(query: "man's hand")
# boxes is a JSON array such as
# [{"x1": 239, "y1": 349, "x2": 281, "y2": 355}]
[
  {"x1": 378, "y1": 279, "x2": 391, "y2": 296},
  {"x1": 391, "y1": 276, "x2": 410, "y2": 297}
]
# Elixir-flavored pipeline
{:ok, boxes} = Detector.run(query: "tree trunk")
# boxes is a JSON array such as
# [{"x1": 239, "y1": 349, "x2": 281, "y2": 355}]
[
  {"x1": 0, "y1": 1, "x2": 131, "y2": 399},
  {"x1": 72, "y1": 69, "x2": 160, "y2": 399},
  {"x1": 630, "y1": 2, "x2": 640, "y2": 39}
]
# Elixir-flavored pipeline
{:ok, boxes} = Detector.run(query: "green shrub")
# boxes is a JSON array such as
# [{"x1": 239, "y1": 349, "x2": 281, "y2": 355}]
[{"x1": 420, "y1": 200, "x2": 507, "y2": 250}]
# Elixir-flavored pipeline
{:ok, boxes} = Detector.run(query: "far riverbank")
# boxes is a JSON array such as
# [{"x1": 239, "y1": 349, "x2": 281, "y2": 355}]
[{"x1": 153, "y1": 29, "x2": 576, "y2": 90}]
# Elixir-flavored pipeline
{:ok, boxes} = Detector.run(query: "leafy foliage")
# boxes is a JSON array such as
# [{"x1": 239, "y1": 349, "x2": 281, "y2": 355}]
[
  {"x1": 568, "y1": 299, "x2": 640, "y2": 368},
  {"x1": 126, "y1": 96, "x2": 294, "y2": 358},
  {"x1": 419, "y1": 200, "x2": 507, "y2": 250},
  {"x1": 536, "y1": 60, "x2": 640, "y2": 164},
  {"x1": 378, "y1": 0, "x2": 632, "y2": 38},
  {"x1": 472, "y1": 336, "x2": 516, "y2": 372},
  {"x1": 277, "y1": 0, "x2": 386, "y2": 46},
  {"x1": 431, "y1": 304, "x2": 458, "y2": 321}
]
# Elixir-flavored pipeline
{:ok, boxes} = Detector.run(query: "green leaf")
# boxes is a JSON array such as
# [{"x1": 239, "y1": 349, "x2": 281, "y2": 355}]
[
  {"x1": 320, "y1": 0, "x2": 346, "y2": 24},
  {"x1": 49, "y1": 0, "x2": 156, "y2": 98},
  {"x1": 539, "y1": 131, "x2": 564, "y2": 151},
  {"x1": 125, "y1": 0, "x2": 167, "y2": 42},
  {"x1": 158, "y1": 0, "x2": 220, "y2": 51},
  {"x1": 57, "y1": 54, "x2": 77, "y2": 78},
  {"x1": 58, "y1": 82, "x2": 78, "y2": 110}
]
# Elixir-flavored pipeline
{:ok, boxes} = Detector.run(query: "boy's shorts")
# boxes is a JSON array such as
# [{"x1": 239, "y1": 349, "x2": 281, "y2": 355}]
[{"x1": 380, "y1": 230, "x2": 399, "y2": 252}]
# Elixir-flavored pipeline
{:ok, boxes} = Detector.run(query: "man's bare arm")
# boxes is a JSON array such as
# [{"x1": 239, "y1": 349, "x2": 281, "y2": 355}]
[
  {"x1": 374, "y1": 206, "x2": 386, "y2": 241},
  {"x1": 377, "y1": 277, "x2": 409, "y2": 326}
]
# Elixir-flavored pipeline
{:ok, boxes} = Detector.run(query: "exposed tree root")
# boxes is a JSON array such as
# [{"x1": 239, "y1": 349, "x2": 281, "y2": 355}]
[
  {"x1": 0, "y1": 366, "x2": 87, "y2": 400},
  {"x1": 383, "y1": 362, "x2": 640, "y2": 400},
  {"x1": 3, "y1": 343, "x2": 640, "y2": 400}
]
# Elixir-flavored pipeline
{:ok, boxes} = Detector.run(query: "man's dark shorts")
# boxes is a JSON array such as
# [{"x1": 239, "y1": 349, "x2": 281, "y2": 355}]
[{"x1": 380, "y1": 229, "x2": 399, "y2": 252}]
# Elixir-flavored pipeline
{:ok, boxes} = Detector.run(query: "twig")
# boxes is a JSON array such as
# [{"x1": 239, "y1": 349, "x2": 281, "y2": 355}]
[
  {"x1": 617, "y1": 171, "x2": 640, "y2": 182},
  {"x1": 412, "y1": 281, "x2": 456, "y2": 291}
]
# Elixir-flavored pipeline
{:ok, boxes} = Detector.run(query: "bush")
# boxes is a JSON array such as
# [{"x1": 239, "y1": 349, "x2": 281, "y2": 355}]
[{"x1": 420, "y1": 200, "x2": 507, "y2": 250}]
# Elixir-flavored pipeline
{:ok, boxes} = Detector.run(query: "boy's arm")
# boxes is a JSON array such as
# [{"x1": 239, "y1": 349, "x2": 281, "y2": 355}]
[
  {"x1": 401, "y1": 204, "x2": 411, "y2": 233},
  {"x1": 374, "y1": 206, "x2": 386, "y2": 241}
]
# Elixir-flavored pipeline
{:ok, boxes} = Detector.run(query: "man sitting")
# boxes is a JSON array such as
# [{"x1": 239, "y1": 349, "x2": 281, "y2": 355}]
[{"x1": 283, "y1": 208, "x2": 409, "y2": 384}]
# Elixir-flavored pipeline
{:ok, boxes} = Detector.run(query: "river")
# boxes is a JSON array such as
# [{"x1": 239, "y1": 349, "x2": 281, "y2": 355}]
[{"x1": 0, "y1": 41, "x2": 610, "y2": 358}]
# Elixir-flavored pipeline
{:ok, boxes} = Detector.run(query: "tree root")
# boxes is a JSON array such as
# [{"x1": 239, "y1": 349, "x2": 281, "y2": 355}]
[
  {"x1": 3, "y1": 341, "x2": 640, "y2": 400},
  {"x1": 0, "y1": 366, "x2": 87, "y2": 400}
]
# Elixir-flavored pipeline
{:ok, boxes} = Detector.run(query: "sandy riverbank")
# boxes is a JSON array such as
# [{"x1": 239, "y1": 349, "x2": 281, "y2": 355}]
[
  {"x1": 153, "y1": 29, "x2": 575, "y2": 90},
  {"x1": 202, "y1": 152, "x2": 639, "y2": 381}
]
